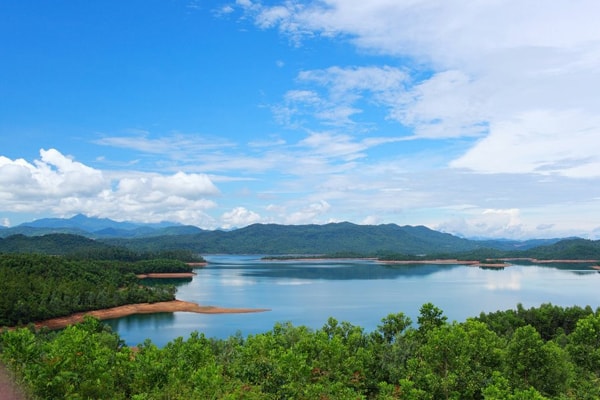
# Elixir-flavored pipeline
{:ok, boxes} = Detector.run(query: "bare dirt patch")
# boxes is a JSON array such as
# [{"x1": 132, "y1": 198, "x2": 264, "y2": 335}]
[{"x1": 136, "y1": 272, "x2": 196, "y2": 279}]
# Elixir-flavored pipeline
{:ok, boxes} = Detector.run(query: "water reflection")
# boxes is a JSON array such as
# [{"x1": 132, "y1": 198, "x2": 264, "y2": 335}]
[
  {"x1": 109, "y1": 312, "x2": 176, "y2": 330},
  {"x1": 484, "y1": 270, "x2": 522, "y2": 291},
  {"x1": 107, "y1": 256, "x2": 600, "y2": 347},
  {"x1": 139, "y1": 278, "x2": 193, "y2": 286}
]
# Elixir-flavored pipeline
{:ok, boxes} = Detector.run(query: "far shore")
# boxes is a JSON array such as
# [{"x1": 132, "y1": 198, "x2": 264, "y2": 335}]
[
  {"x1": 378, "y1": 259, "x2": 507, "y2": 268},
  {"x1": 500, "y1": 258, "x2": 599, "y2": 264},
  {"x1": 263, "y1": 256, "x2": 599, "y2": 268},
  {"x1": 378, "y1": 257, "x2": 599, "y2": 268},
  {"x1": 20, "y1": 300, "x2": 270, "y2": 331}
]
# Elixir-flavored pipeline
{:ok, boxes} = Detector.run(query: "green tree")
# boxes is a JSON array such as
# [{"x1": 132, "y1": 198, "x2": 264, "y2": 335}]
[
  {"x1": 504, "y1": 325, "x2": 573, "y2": 397},
  {"x1": 408, "y1": 320, "x2": 503, "y2": 399},
  {"x1": 417, "y1": 302, "x2": 447, "y2": 336},
  {"x1": 567, "y1": 313, "x2": 600, "y2": 374}
]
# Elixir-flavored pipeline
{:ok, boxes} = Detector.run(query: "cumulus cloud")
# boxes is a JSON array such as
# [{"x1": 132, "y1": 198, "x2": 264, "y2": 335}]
[
  {"x1": 285, "y1": 200, "x2": 331, "y2": 224},
  {"x1": 221, "y1": 207, "x2": 262, "y2": 229},
  {"x1": 437, "y1": 208, "x2": 525, "y2": 239},
  {"x1": 0, "y1": 149, "x2": 220, "y2": 226},
  {"x1": 0, "y1": 149, "x2": 105, "y2": 199}
]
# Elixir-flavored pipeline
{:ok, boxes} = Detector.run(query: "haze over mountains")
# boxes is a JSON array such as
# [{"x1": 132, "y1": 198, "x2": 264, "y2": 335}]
[{"x1": 0, "y1": 214, "x2": 204, "y2": 239}]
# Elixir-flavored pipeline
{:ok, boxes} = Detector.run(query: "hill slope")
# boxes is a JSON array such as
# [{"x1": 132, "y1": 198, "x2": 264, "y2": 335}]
[{"x1": 104, "y1": 222, "x2": 485, "y2": 255}]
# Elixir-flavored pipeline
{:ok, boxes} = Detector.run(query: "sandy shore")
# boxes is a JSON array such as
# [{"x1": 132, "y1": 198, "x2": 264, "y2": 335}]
[
  {"x1": 29, "y1": 300, "x2": 270, "y2": 330},
  {"x1": 136, "y1": 272, "x2": 196, "y2": 279},
  {"x1": 187, "y1": 262, "x2": 207, "y2": 267}
]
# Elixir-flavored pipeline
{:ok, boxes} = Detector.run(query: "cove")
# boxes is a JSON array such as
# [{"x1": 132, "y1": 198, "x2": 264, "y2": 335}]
[{"x1": 106, "y1": 255, "x2": 600, "y2": 347}]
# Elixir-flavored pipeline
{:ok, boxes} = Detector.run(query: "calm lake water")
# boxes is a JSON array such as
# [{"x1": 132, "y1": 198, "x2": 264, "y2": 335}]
[{"x1": 107, "y1": 255, "x2": 600, "y2": 347}]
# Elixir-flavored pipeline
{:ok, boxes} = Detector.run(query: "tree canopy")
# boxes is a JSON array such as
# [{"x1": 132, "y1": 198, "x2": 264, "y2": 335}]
[{"x1": 2, "y1": 303, "x2": 600, "y2": 399}]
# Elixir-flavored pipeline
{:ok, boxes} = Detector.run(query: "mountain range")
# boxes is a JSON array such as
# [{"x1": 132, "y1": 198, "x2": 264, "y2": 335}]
[
  {"x1": 0, "y1": 214, "x2": 204, "y2": 239},
  {"x1": 0, "y1": 214, "x2": 577, "y2": 256}
]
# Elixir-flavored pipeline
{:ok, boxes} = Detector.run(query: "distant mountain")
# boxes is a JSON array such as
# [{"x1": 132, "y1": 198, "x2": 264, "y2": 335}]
[
  {"x1": 103, "y1": 222, "x2": 487, "y2": 255},
  {"x1": 473, "y1": 238, "x2": 566, "y2": 251},
  {"x1": 0, "y1": 214, "x2": 204, "y2": 239},
  {"x1": 2, "y1": 219, "x2": 598, "y2": 259},
  {"x1": 21, "y1": 213, "x2": 141, "y2": 231}
]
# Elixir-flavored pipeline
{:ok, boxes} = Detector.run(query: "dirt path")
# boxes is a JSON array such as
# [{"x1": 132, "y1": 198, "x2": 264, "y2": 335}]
[{"x1": 0, "y1": 363, "x2": 27, "y2": 400}]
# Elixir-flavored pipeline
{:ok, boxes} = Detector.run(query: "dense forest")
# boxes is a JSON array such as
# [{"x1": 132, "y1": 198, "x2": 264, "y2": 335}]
[
  {"x1": 2, "y1": 225, "x2": 600, "y2": 398},
  {"x1": 100, "y1": 226, "x2": 600, "y2": 259},
  {"x1": 101, "y1": 222, "x2": 485, "y2": 255},
  {"x1": 0, "y1": 233, "x2": 205, "y2": 262},
  {"x1": 3, "y1": 225, "x2": 600, "y2": 260},
  {"x1": 2, "y1": 303, "x2": 600, "y2": 399},
  {"x1": 0, "y1": 253, "x2": 196, "y2": 326}
]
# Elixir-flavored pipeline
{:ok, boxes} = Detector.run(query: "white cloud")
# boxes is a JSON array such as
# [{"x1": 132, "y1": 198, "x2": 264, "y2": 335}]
[
  {"x1": 361, "y1": 215, "x2": 380, "y2": 225},
  {"x1": 0, "y1": 149, "x2": 220, "y2": 226},
  {"x1": 285, "y1": 200, "x2": 331, "y2": 224},
  {"x1": 0, "y1": 149, "x2": 105, "y2": 199},
  {"x1": 388, "y1": 70, "x2": 488, "y2": 138},
  {"x1": 221, "y1": 207, "x2": 262, "y2": 229},
  {"x1": 242, "y1": 0, "x2": 600, "y2": 177},
  {"x1": 451, "y1": 109, "x2": 600, "y2": 177},
  {"x1": 436, "y1": 208, "x2": 525, "y2": 239},
  {"x1": 95, "y1": 131, "x2": 235, "y2": 158},
  {"x1": 279, "y1": 65, "x2": 408, "y2": 128}
]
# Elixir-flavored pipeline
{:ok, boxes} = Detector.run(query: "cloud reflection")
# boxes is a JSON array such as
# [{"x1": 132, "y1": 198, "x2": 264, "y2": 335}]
[{"x1": 485, "y1": 270, "x2": 522, "y2": 291}]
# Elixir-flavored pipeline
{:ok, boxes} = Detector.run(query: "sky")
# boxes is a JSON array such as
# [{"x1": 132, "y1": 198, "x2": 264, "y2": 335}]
[{"x1": 1, "y1": 0, "x2": 600, "y2": 239}]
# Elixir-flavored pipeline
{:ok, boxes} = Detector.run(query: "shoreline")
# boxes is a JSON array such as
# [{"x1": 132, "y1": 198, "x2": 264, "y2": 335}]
[
  {"x1": 500, "y1": 258, "x2": 598, "y2": 264},
  {"x1": 378, "y1": 259, "x2": 508, "y2": 267},
  {"x1": 25, "y1": 300, "x2": 270, "y2": 331}
]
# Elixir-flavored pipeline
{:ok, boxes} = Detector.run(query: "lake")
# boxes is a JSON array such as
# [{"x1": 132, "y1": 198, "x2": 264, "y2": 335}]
[{"x1": 106, "y1": 255, "x2": 600, "y2": 347}]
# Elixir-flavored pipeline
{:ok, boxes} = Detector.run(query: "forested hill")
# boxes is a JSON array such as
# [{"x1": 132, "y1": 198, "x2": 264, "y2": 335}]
[
  {"x1": 3, "y1": 223, "x2": 599, "y2": 259},
  {"x1": 522, "y1": 238, "x2": 600, "y2": 260},
  {"x1": 0, "y1": 233, "x2": 203, "y2": 262},
  {"x1": 0, "y1": 233, "x2": 114, "y2": 255},
  {"x1": 103, "y1": 222, "x2": 486, "y2": 255}
]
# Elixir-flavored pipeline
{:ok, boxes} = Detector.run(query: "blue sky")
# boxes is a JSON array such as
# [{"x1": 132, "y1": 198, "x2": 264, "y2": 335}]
[{"x1": 1, "y1": 0, "x2": 600, "y2": 239}]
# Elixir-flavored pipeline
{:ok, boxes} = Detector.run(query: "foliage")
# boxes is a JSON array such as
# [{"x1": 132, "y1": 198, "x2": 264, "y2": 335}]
[
  {"x1": 2, "y1": 303, "x2": 600, "y2": 399},
  {"x1": 0, "y1": 253, "x2": 179, "y2": 326},
  {"x1": 104, "y1": 222, "x2": 484, "y2": 255},
  {"x1": 0, "y1": 233, "x2": 205, "y2": 262}
]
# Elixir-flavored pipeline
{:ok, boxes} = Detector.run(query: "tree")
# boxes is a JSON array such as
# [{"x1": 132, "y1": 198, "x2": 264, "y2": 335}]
[
  {"x1": 567, "y1": 313, "x2": 600, "y2": 374},
  {"x1": 408, "y1": 320, "x2": 502, "y2": 399},
  {"x1": 417, "y1": 302, "x2": 447, "y2": 336},
  {"x1": 504, "y1": 325, "x2": 573, "y2": 397}
]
